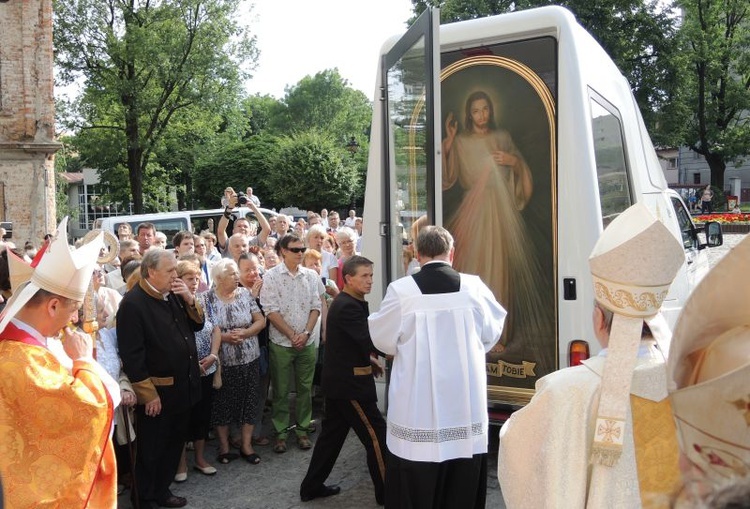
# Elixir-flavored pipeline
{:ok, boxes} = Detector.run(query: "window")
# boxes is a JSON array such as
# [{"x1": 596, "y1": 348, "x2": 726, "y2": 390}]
[
  {"x1": 693, "y1": 172, "x2": 701, "y2": 185},
  {"x1": 590, "y1": 95, "x2": 633, "y2": 227},
  {"x1": 76, "y1": 183, "x2": 131, "y2": 231},
  {"x1": 671, "y1": 196, "x2": 697, "y2": 250}
]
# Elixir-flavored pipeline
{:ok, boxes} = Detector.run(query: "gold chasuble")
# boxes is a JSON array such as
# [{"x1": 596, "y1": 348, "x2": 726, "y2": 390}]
[
  {"x1": 631, "y1": 395, "x2": 681, "y2": 508},
  {"x1": 0, "y1": 323, "x2": 117, "y2": 508}
]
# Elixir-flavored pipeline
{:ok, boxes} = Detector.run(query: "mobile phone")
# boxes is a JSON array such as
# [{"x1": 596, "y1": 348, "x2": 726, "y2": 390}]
[{"x1": 321, "y1": 277, "x2": 327, "y2": 285}]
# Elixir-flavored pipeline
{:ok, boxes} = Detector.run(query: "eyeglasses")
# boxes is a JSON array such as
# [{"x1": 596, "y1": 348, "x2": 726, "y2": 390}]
[{"x1": 287, "y1": 247, "x2": 307, "y2": 254}]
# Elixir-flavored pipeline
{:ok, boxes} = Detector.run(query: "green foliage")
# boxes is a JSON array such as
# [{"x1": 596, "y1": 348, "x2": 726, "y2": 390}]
[
  {"x1": 267, "y1": 131, "x2": 360, "y2": 211},
  {"x1": 675, "y1": 0, "x2": 750, "y2": 186},
  {"x1": 243, "y1": 94, "x2": 285, "y2": 137},
  {"x1": 272, "y1": 69, "x2": 372, "y2": 143},
  {"x1": 54, "y1": 0, "x2": 258, "y2": 213},
  {"x1": 192, "y1": 134, "x2": 281, "y2": 209},
  {"x1": 53, "y1": 137, "x2": 82, "y2": 223}
]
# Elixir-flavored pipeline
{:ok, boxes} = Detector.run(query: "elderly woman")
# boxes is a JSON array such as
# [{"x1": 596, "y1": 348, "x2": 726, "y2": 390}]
[
  {"x1": 238, "y1": 252, "x2": 271, "y2": 446},
  {"x1": 305, "y1": 225, "x2": 338, "y2": 286},
  {"x1": 205, "y1": 259, "x2": 266, "y2": 465},
  {"x1": 175, "y1": 261, "x2": 221, "y2": 479},
  {"x1": 334, "y1": 228, "x2": 358, "y2": 290},
  {"x1": 263, "y1": 247, "x2": 279, "y2": 270}
]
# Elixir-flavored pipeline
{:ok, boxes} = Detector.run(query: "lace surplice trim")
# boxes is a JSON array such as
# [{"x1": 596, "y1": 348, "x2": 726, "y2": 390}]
[{"x1": 389, "y1": 421, "x2": 485, "y2": 443}]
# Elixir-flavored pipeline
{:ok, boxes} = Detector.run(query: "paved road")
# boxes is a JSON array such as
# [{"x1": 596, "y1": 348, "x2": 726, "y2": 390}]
[
  {"x1": 117, "y1": 400, "x2": 505, "y2": 508},
  {"x1": 118, "y1": 234, "x2": 746, "y2": 508},
  {"x1": 706, "y1": 232, "x2": 746, "y2": 268}
]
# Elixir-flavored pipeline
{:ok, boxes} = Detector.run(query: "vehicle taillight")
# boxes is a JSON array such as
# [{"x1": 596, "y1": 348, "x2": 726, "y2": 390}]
[{"x1": 568, "y1": 340, "x2": 590, "y2": 366}]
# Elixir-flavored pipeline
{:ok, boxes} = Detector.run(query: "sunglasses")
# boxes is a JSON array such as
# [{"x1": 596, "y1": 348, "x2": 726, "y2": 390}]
[{"x1": 287, "y1": 247, "x2": 307, "y2": 254}]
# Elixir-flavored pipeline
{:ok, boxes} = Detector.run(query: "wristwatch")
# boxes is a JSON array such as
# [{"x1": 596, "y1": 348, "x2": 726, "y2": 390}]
[{"x1": 302, "y1": 330, "x2": 311, "y2": 336}]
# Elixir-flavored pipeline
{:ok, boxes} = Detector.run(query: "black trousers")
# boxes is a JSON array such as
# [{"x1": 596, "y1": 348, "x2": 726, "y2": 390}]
[
  {"x1": 133, "y1": 406, "x2": 190, "y2": 504},
  {"x1": 300, "y1": 398, "x2": 387, "y2": 504},
  {"x1": 385, "y1": 450, "x2": 488, "y2": 509}
]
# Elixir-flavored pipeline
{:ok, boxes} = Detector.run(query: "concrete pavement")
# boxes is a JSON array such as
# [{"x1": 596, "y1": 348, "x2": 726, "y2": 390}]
[{"x1": 117, "y1": 399, "x2": 505, "y2": 508}]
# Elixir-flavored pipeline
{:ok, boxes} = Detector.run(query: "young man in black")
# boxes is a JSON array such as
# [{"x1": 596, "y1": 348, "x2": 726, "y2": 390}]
[{"x1": 299, "y1": 255, "x2": 386, "y2": 505}]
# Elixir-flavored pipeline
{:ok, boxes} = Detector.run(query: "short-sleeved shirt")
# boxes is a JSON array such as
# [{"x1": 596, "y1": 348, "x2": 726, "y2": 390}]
[{"x1": 260, "y1": 263, "x2": 323, "y2": 348}]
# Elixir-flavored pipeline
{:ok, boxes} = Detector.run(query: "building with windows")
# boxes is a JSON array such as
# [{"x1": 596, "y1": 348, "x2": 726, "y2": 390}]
[
  {"x1": 658, "y1": 147, "x2": 750, "y2": 205},
  {"x1": 59, "y1": 168, "x2": 179, "y2": 239},
  {"x1": 58, "y1": 168, "x2": 133, "y2": 239}
]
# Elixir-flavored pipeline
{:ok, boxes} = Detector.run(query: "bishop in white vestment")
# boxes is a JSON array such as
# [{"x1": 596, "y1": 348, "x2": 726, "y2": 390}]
[{"x1": 498, "y1": 203, "x2": 686, "y2": 508}]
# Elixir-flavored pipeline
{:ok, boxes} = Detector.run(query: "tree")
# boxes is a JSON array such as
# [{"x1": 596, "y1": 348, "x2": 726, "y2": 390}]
[
  {"x1": 192, "y1": 134, "x2": 281, "y2": 209},
  {"x1": 272, "y1": 69, "x2": 372, "y2": 145},
  {"x1": 676, "y1": 0, "x2": 750, "y2": 187},
  {"x1": 243, "y1": 94, "x2": 285, "y2": 137},
  {"x1": 267, "y1": 130, "x2": 360, "y2": 211},
  {"x1": 409, "y1": 0, "x2": 683, "y2": 145},
  {"x1": 53, "y1": 136, "x2": 84, "y2": 223},
  {"x1": 54, "y1": 0, "x2": 257, "y2": 213}
]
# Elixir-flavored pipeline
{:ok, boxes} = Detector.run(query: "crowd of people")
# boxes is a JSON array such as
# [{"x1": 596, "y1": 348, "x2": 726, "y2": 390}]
[
  {"x1": 0, "y1": 191, "x2": 379, "y2": 508},
  {"x1": 0, "y1": 194, "x2": 749, "y2": 509}
]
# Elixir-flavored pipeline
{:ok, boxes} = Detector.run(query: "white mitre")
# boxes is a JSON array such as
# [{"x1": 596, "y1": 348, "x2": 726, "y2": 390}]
[
  {"x1": 588, "y1": 202, "x2": 684, "y2": 466},
  {"x1": 668, "y1": 235, "x2": 750, "y2": 491},
  {"x1": 0, "y1": 217, "x2": 103, "y2": 332}
]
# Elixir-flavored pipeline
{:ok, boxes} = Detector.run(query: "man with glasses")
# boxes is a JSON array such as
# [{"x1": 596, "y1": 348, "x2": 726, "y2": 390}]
[{"x1": 260, "y1": 234, "x2": 324, "y2": 454}]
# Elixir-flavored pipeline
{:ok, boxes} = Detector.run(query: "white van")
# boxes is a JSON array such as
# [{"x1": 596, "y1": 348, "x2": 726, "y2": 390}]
[
  {"x1": 99, "y1": 207, "x2": 278, "y2": 248},
  {"x1": 361, "y1": 6, "x2": 722, "y2": 419}
]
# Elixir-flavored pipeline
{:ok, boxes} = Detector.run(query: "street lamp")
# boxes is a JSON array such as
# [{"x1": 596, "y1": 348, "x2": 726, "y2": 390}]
[
  {"x1": 346, "y1": 136, "x2": 360, "y2": 157},
  {"x1": 345, "y1": 137, "x2": 361, "y2": 210}
]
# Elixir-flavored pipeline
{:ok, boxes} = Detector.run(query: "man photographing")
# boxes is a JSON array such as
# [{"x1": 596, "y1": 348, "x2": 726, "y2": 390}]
[{"x1": 216, "y1": 187, "x2": 270, "y2": 255}]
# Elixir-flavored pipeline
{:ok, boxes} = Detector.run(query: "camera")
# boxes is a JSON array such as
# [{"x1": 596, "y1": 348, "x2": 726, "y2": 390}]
[{"x1": 237, "y1": 192, "x2": 249, "y2": 206}]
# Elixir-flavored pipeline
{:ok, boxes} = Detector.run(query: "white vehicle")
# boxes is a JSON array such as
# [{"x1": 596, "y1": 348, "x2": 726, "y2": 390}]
[
  {"x1": 98, "y1": 207, "x2": 278, "y2": 248},
  {"x1": 361, "y1": 6, "x2": 722, "y2": 419}
]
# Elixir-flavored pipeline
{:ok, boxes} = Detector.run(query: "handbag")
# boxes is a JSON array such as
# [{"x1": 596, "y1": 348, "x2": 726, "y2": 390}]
[
  {"x1": 206, "y1": 292, "x2": 223, "y2": 390},
  {"x1": 212, "y1": 358, "x2": 222, "y2": 389}
]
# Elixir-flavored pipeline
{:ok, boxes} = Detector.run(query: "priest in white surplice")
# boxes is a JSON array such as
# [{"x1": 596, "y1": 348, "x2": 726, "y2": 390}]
[
  {"x1": 368, "y1": 226, "x2": 506, "y2": 509},
  {"x1": 498, "y1": 203, "x2": 685, "y2": 508}
]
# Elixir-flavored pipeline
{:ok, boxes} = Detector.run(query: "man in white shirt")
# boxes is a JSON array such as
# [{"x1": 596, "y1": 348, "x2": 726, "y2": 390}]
[
  {"x1": 269, "y1": 214, "x2": 291, "y2": 240},
  {"x1": 368, "y1": 226, "x2": 505, "y2": 508},
  {"x1": 326, "y1": 211, "x2": 341, "y2": 235},
  {"x1": 260, "y1": 234, "x2": 324, "y2": 454},
  {"x1": 344, "y1": 210, "x2": 357, "y2": 228}
]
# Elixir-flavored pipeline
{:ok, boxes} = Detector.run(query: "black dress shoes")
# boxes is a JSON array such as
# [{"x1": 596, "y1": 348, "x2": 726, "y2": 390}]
[
  {"x1": 157, "y1": 495, "x2": 187, "y2": 508},
  {"x1": 300, "y1": 484, "x2": 341, "y2": 502}
]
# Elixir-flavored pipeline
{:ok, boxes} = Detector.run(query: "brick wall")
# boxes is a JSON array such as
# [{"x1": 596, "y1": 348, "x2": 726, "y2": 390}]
[{"x1": 0, "y1": 0, "x2": 59, "y2": 246}]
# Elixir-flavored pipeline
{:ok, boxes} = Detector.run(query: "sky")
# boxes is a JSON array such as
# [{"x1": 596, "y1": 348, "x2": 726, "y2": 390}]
[{"x1": 242, "y1": 0, "x2": 414, "y2": 100}]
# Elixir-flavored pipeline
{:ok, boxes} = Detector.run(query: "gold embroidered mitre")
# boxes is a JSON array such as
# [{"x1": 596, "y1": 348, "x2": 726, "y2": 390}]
[
  {"x1": 588, "y1": 203, "x2": 684, "y2": 467},
  {"x1": 0, "y1": 217, "x2": 103, "y2": 333},
  {"x1": 668, "y1": 235, "x2": 750, "y2": 497}
]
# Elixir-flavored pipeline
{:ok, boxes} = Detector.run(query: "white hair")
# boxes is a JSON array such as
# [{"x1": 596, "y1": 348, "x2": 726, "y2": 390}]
[
  {"x1": 210, "y1": 258, "x2": 238, "y2": 283},
  {"x1": 335, "y1": 227, "x2": 357, "y2": 242},
  {"x1": 306, "y1": 224, "x2": 327, "y2": 240}
]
